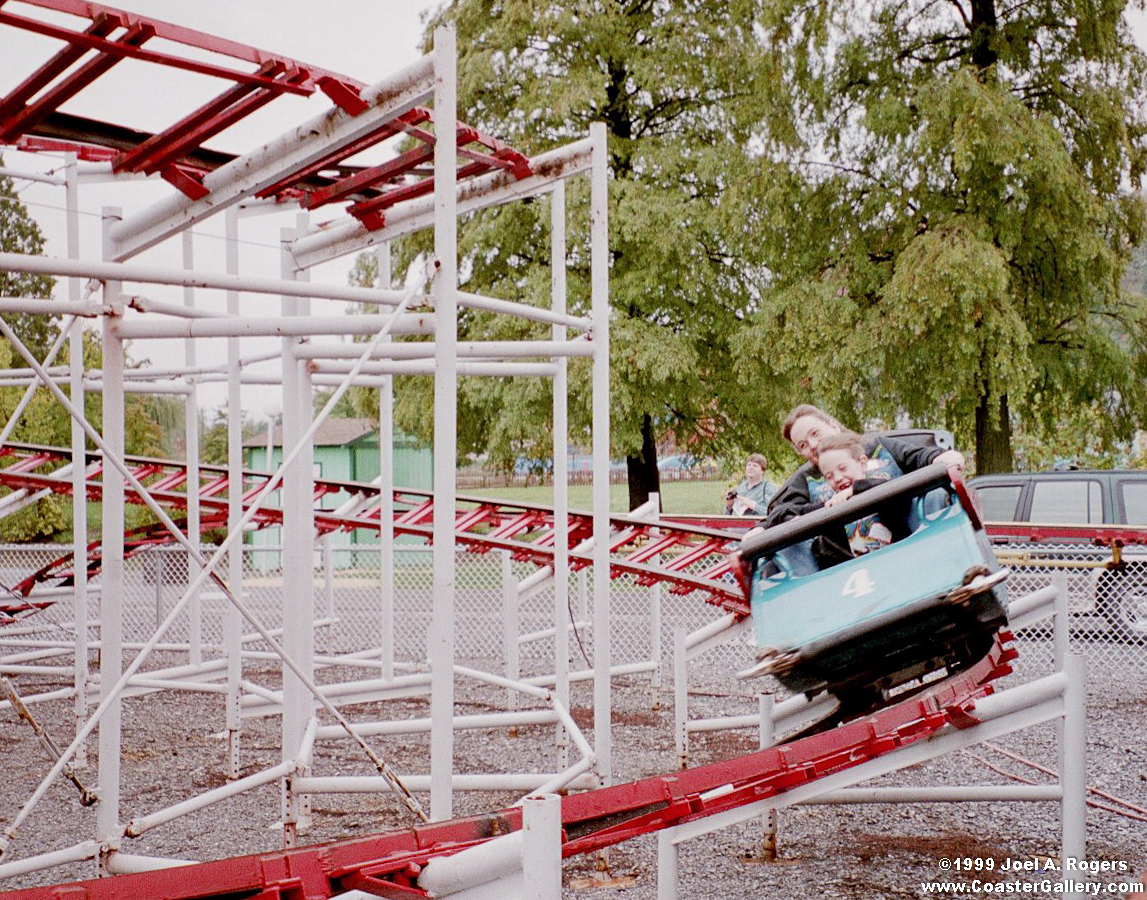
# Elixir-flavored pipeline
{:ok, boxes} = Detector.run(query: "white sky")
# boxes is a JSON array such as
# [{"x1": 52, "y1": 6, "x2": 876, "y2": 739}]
[{"x1": 2, "y1": 2, "x2": 1147, "y2": 421}]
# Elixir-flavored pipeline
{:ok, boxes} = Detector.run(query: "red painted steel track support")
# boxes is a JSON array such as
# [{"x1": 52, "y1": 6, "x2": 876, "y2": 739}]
[
  {"x1": 1, "y1": 0, "x2": 534, "y2": 205},
  {"x1": 0, "y1": 443, "x2": 747, "y2": 618},
  {"x1": 0, "y1": 635, "x2": 1017, "y2": 900}
]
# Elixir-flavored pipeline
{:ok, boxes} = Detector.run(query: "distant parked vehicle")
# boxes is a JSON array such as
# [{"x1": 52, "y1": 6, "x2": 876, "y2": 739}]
[
  {"x1": 657, "y1": 455, "x2": 716, "y2": 477},
  {"x1": 969, "y1": 468, "x2": 1147, "y2": 639}
]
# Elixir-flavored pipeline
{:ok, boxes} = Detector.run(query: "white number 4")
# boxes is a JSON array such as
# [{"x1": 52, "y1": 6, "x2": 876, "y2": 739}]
[{"x1": 842, "y1": 568, "x2": 876, "y2": 599}]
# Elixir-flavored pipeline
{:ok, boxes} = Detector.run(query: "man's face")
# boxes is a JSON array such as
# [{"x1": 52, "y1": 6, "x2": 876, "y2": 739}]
[
  {"x1": 789, "y1": 415, "x2": 841, "y2": 464},
  {"x1": 819, "y1": 447, "x2": 868, "y2": 492}
]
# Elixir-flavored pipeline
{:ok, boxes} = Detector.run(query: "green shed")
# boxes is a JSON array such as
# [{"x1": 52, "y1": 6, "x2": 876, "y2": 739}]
[{"x1": 242, "y1": 417, "x2": 432, "y2": 567}]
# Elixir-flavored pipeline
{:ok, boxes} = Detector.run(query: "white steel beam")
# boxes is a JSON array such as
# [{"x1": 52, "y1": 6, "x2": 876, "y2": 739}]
[
  {"x1": 430, "y1": 23, "x2": 459, "y2": 823},
  {"x1": 590, "y1": 121, "x2": 611, "y2": 786},
  {"x1": 0, "y1": 251, "x2": 408, "y2": 305},
  {"x1": 292, "y1": 339, "x2": 594, "y2": 360},
  {"x1": 112, "y1": 314, "x2": 433, "y2": 339}
]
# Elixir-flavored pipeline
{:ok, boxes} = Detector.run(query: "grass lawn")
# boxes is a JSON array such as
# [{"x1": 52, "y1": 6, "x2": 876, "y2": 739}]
[{"x1": 464, "y1": 478, "x2": 732, "y2": 515}]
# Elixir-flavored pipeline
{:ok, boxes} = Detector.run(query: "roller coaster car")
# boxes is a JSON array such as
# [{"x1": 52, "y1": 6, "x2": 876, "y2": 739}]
[{"x1": 736, "y1": 464, "x2": 1009, "y2": 704}]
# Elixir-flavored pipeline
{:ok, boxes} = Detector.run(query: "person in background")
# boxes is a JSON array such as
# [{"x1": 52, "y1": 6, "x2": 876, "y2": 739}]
[
  {"x1": 763, "y1": 403, "x2": 964, "y2": 529},
  {"x1": 725, "y1": 453, "x2": 778, "y2": 516}
]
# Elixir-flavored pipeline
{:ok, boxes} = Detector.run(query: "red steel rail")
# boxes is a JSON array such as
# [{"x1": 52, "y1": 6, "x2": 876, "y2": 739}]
[
  {"x1": 1, "y1": 0, "x2": 532, "y2": 218},
  {"x1": 0, "y1": 634, "x2": 1017, "y2": 900},
  {"x1": 0, "y1": 442, "x2": 747, "y2": 618}
]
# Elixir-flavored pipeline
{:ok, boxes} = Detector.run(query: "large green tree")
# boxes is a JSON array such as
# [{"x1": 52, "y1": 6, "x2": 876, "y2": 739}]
[
  {"x1": 731, "y1": 0, "x2": 1147, "y2": 472},
  {"x1": 400, "y1": 0, "x2": 774, "y2": 507}
]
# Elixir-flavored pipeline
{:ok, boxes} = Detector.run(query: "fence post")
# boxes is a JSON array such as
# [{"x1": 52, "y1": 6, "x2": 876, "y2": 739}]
[
  {"x1": 673, "y1": 627, "x2": 688, "y2": 769},
  {"x1": 503, "y1": 551, "x2": 520, "y2": 713},
  {"x1": 322, "y1": 535, "x2": 334, "y2": 618},
  {"x1": 758, "y1": 691, "x2": 778, "y2": 860}
]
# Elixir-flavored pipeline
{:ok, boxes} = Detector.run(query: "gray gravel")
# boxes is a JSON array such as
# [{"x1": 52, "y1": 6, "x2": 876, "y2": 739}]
[{"x1": 1, "y1": 638, "x2": 1145, "y2": 899}]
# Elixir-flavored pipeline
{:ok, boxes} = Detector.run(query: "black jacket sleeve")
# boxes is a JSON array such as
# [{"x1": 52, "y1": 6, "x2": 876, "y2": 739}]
[
  {"x1": 877, "y1": 435, "x2": 943, "y2": 473},
  {"x1": 761, "y1": 461, "x2": 820, "y2": 528}
]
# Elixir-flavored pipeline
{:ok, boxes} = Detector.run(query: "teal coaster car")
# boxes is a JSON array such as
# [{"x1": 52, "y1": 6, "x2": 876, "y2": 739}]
[{"x1": 737, "y1": 465, "x2": 1008, "y2": 702}]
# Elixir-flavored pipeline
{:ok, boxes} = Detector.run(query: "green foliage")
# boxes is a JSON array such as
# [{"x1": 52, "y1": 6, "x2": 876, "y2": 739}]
[
  {"x1": 733, "y1": 0, "x2": 1147, "y2": 472},
  {"x1": 0, "y1": 160, "x2": 57, "y2": 359},
  {"x1": 388, "y1": 1, "x2": 780, "y2": 482},
  {"x1": 199, "y1": 405, "x2": 258, "y2": 467},
  {"x1": 0, "y1": 171, "x2": 182, "y2": 541}
]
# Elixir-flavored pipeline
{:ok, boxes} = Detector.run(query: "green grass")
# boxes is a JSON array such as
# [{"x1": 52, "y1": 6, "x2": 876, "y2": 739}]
[{"x1": 466, "y1": 478, "x2": 731, "y2": 515}]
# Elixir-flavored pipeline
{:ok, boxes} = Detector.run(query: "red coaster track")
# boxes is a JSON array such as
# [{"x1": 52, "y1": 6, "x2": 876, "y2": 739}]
[
  {"x1": 0, "y1": 634, "x2": 1017, "y2": 900},
  {"x1": 1, "y1": 0, "x2": 532, "y2": 224},
  {"x1": 0, "y1": 442, "x2": 748, "y2": 619}
]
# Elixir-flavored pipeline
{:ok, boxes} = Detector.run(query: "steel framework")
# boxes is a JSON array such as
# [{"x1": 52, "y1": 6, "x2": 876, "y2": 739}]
[
  {"x1": 0, "y1": 4, "x2": 1095, "y2": 897},
  {"x1": 0, "y1": 2, "x2": 618, "y2": 881}
]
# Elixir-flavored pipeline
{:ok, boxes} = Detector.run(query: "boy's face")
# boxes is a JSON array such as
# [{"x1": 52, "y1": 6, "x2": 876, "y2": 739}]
[{"x1": 819, "y1": 448, "x2": 868, "y2": 492}]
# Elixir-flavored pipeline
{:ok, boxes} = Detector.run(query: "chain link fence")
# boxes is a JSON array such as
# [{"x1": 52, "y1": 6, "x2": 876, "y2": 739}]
[{"x1": 1, "y1": 540, "x2": 1143, "y2": 683}]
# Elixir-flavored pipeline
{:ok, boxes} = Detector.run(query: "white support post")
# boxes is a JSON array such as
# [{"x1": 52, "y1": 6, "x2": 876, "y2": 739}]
[
  {"x1": 503, "y1": 551, "x2": 520, "y2": 713},
  {"x1": 96, "y1": 208, "x2": 126, "y2": 867},
  {"x1": 430, "y1": 24, "x2": 459, "y2": 822},
  {"x1": 759, "y1": 692, "x2": 777, "y2": 861},
  {"x1": 1053, "y1": 573, "x2": 1069, "y2": 669},
  {"x1": 673, "y1": 627, "x2": 688, "y2": 769},
  {"x1": 64, "y1": 154, "x2": 89, "y2": 767},
  {"x1": 657, "y1": 831, "x2": 680, "y2": 900},
  {"x1": 551, "y1": 181, "x2": 570, "y2": 767},
  {"x1": 589, "y1": 121, "x2": 611, "y2": 792},
  {"x1": 377, "y1": 243, "x2": 396, "y2": 682},
  {"x1": 182, "y1": 229, "x2": 202, "y2": 665},
  {"x1": 224, "y1": 207, "x2": 243, "y2": 780},
  {"x1": 1061, "y1": 653, "x2": 1087, "y2": 899},
  {"x1": 648, "y1": 492, "x2": 662, "y2": 702},
  {"x1": 280, "y1": 225, "x2": 315, "y2": 842},
  {"x1": 521, "y1": 794, "x2": 562, "y2": 900}
]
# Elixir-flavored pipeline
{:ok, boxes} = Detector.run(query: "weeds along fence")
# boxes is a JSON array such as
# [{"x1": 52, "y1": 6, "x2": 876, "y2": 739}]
[{"x1": 0, "y1": 541, "x2": 1143, "y2": 687}]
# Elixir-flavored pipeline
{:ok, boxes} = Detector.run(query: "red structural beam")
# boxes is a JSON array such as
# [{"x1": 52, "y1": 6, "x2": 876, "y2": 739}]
[
  {"x1": 1, "y1": 0, "x2": 360, "y2": 90},
  {"x1": 983, "y1": 521, "x2": 1147, "y2": 547},
  {"x1": 1, "y1": 1, "x2": 536, "y2": 207}
]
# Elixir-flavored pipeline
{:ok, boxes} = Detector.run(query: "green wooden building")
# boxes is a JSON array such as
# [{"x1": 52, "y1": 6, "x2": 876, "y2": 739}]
[{"x1": 242, "y1": 417, "x2": 432, "y2": 567}]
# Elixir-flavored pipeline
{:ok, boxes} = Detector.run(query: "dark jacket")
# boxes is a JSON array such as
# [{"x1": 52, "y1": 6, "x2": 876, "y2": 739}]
[{"x1": 762, "y1": 435, "x2": 942, "y2": 529}]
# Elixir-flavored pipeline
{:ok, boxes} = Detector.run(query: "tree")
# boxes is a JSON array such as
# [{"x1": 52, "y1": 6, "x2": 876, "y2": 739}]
[
  {"x1": 730, "y1": 0, "x2": 1147, "y2": 472},
  {"x1": 405, "y1": 0, "x2": 775, "y2": 507},
  {"x1": 0, "y1": 164, "x2": 176, "y2": 539},
  {"x1": 0, "y1": 159, "x2": 57, "y2": 360}
]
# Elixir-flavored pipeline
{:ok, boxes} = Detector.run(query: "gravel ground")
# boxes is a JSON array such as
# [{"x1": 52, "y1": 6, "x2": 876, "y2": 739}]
[{"x1": 1, "y1": 639, "x2": 1145, "y2": 899}]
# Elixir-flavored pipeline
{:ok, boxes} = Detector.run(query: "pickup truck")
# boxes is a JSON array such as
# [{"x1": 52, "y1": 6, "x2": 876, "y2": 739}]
[{"x1": 969, "y1": 469, "x2": 1147, "y2": 640}]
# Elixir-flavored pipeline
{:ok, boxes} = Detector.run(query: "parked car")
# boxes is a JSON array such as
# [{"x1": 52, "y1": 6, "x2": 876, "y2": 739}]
[
  {"x1": 657, "y1": 454, "x2": 717, "y2": 478},
  {"x1": 968, "y1": 468, "x2": 1147, "y2": 639}
]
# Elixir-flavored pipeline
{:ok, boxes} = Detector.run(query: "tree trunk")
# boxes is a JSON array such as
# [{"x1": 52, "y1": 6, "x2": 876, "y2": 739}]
[
  {"x1": 626, "y1": 413, "x2": 662, "y2": 511},
  {"x1": 974, "y1": 391, "x2": 1014, "y2": 474},
  {"x1": 969, "y1": 0, "x2": 999, "y2": 71}
]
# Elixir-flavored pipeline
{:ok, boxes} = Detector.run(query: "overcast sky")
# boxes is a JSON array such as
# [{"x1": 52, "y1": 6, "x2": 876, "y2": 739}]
[{"x1": 2, "y1": 2, "x2": 1147, "y2": 420}]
